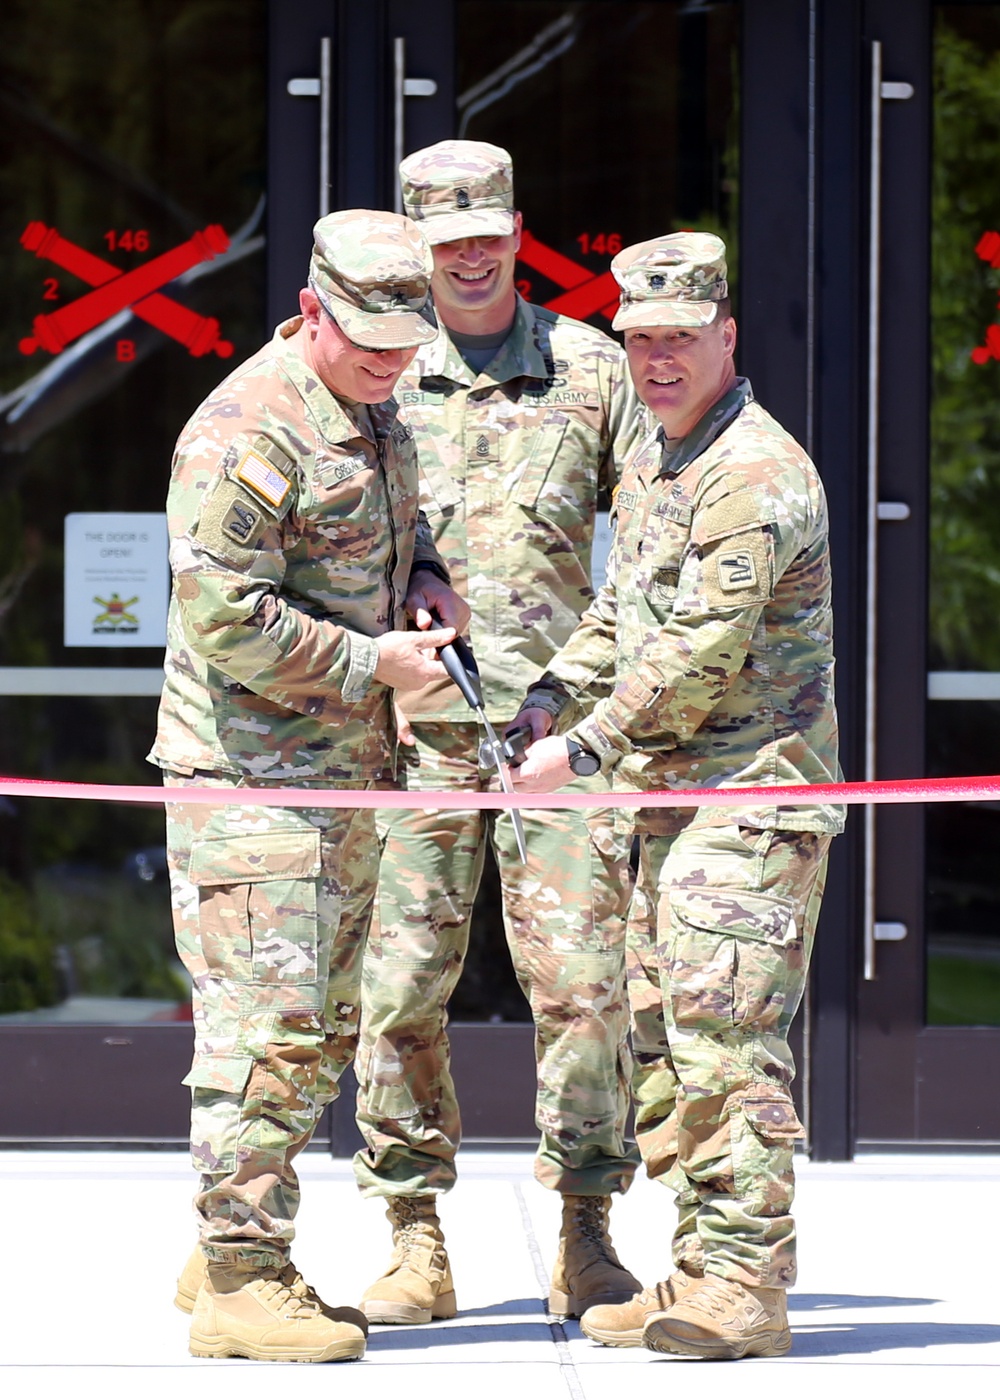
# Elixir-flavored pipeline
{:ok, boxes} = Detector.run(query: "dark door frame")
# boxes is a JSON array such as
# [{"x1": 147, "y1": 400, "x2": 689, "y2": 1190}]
[
  {"x1": 3, "y1": 0, "x2": 338, "y2": 1148},
  {"x1": 856, "y1": 0, "x2": 1000, "y2": 1145},
  {"x1": 740, "y1": 0, "x2": 868, "y2": 1161}
]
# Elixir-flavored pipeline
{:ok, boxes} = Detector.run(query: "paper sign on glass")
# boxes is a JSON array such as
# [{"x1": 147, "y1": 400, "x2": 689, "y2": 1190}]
[{"x1": 64, "y1": 513, "x2": 168, "y2": 648}]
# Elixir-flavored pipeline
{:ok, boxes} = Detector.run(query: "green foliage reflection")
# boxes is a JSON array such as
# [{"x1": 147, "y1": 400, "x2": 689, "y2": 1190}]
[{"x1": 931, "y1": 12, "x2": 1000, "y2": 668}]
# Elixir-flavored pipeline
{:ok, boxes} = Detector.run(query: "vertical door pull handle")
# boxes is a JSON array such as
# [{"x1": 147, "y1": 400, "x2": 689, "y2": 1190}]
[
  {"x1": 393, "y1": 38, "x2": 439, "y2": 212},
  {"x1": 864, "y1": 47, "x2": 915, "y2": 981},
  {"x1": 286, "y1": 37, "x2": 333, "y2": 218}
]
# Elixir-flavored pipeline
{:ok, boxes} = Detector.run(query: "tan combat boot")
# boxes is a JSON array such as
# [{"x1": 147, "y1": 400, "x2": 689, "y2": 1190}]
[
  {"x1": 360, "y1": 1195, "x2": 457, "y2": 1325},
  {"x1": 548, "y1": 1194, "x2": 642, "y2": 1318},
  {"x1": 174, "y1": 1245, "x2": 367, "y2": 1332},
  {"x1": 189, "y1": 1258, "x2": 368, "y2": 1362},
  {"x1": 174, "y1": 1245, "x2": 207, "y2": 1313},
  {"x1": 642, "y1": 1274, "x2": 792, "y2": 1359},
  {"x1": 581, "y1": 1270, "x2": 698, "y2": 1347}
]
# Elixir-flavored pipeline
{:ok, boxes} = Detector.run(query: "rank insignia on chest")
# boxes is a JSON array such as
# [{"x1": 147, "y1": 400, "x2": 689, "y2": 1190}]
[
  {"x1": 718, "y1": 550, "x2": 757, "y2": 590},
  {"x1": 235, "y1": 447, "x2": 292, "y2": 511}
]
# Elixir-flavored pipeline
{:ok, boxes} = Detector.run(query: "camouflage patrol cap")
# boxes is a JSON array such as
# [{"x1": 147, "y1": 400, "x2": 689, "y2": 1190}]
[
  {"x1": 308, "y1": 209, "x2": 436, "y2": 349},
  {"x1": 399, "y1": 140, "x2": 515, "y2": 245},
  {"x1": 611, "y1": 233, "x2": 729, "y2": 330}
]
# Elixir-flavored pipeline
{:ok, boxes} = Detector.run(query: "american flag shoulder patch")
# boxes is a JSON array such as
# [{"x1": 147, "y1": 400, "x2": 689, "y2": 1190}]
[{"x1": 235, "y1": 448, "x2": 293, "y2": 511}]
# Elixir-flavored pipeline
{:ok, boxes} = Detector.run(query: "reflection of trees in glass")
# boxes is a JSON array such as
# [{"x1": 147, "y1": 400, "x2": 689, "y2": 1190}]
[
  {"x1": 0, "y1": 0, "x2": 267, "y2": 664},
  {"x1": 0, "y1": 2, "x2": 266, "y2": 1010},
  {"x1": 931, "y1": 13, "x2": 1000, "y2": 669},
  {"x1": 459, "y1": 1, "x2": 739, "y2": 326}
]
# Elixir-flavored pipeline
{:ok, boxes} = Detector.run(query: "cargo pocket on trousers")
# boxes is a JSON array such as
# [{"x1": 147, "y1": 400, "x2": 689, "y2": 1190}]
[
  {"x1": 182, "y1": 1053, "x2": 254, "y2": 1173},
  {"x1": 189, "y1": 829, "x2": 322, "y2": 987},
  {"x1": 732, "y1": 1083, "x2": 805, "y2": 1198},
  {"x1": 669, "y1": 887, "x2": 800, "y2": 1033}
]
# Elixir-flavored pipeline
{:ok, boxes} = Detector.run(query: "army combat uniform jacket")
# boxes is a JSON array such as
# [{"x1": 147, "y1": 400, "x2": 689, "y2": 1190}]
[
  {"x1": 394, "y1": 295, "x2": 644, "y2": 725},
  {"x1": 149, "y1": 318, "x2": 444, "y2": 784},
  {"x1": 525, "y1": 379, "x2": 844, "y2": 835}
]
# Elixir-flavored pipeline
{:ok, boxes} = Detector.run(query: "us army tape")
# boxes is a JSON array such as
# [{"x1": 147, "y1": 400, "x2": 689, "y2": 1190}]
[{"x1": 0, "y1": 774, "x2": 997, "y2": 808}]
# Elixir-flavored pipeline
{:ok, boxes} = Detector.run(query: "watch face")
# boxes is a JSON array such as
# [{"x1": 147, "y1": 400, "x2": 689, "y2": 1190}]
[{"x1": 569, "y1": 747, "x2": 601, "y2": 777}]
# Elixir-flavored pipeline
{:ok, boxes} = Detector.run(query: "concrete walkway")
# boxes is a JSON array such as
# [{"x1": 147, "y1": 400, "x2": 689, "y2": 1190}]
[{"x1": 5, "y1": 1148, "x2": 1000, "y2": 1398}]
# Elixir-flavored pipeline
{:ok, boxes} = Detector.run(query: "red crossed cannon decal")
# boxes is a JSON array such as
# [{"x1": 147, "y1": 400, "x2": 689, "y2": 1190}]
[
  {"x1": 971, "y1": 230, "x2": 1000, "y2": 366},
  {"x1": 518, "y1": 230, "x2": 619, "y2": 323},
  {"x1": 19, "y1": 222, "x2": 234, "y2": 359}
]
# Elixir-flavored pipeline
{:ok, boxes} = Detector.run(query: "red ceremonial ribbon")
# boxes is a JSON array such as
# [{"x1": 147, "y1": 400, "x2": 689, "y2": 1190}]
[{"x1": 0, "y1": 774, "x2": 996, "y2": 809}]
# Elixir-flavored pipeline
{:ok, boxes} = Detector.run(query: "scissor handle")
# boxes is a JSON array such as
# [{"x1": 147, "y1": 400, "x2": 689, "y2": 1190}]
[{"x1": 432, "y1": 612, "x2": 483, "y2": 711}]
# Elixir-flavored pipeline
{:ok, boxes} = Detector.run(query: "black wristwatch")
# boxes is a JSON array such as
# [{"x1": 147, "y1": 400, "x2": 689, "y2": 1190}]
[{"x1": 566, "y1": 738, "x2": 601, "y2": 777}]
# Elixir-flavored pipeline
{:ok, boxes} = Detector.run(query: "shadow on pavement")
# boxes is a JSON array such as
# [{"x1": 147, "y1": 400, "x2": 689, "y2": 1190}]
[
  {"x1": 368, "y1": 1296, "x2": 551, "y2": 1351},
  {"x1": 789, "y1": 1322, "x2": 1000, "y2": 1358},
  {"x1": 790, "y1": 1293, "x2": 939, "y2": 1311}
]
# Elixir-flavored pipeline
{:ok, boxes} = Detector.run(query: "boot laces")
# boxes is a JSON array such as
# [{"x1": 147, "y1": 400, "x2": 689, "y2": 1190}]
[
  {"x1": 682, "y1": 1277, "x2": 744, "y2": 1320},
  {"x1": 390, "y1": 1198, "x2": 441, "y2": 1265},
  {"x1": 254, "y1": 1266, "x2": 323, "y2": 1319},
  {"x1": 637, "y1": 1280, "x2": 673, "y2": 1310},
  {"x1": 573, "y1": 1197, "x2": 618, "y2": 1263}
]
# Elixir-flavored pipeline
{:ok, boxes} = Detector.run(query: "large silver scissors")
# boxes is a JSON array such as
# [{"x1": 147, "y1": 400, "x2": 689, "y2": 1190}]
[{"x1": 435, "y1": 631, "x2": 528, "y2": 864}]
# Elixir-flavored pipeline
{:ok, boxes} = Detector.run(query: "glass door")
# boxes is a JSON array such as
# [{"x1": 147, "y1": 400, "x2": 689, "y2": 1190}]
[
  {"x1": 858, "y1": 0, "x2": 1000, "y2": 1144},
  {"x1": 1, "y1": 0, "x2": 751, "y2": 1142},
  {"x1": 0, "y1": 0, "x2": 304, "y2": 1139},
  {"x1": 350, "y1": 0, "x2": 748, "y2": 1146}
]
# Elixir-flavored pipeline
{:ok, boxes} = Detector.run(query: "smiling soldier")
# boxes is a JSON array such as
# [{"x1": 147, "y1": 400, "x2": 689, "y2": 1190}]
[
  {"x1": 149, "y1": 209, "x2": 468, "y2": 1364},
  {"x1": 512, "y1": 232, "x2": 844, "y2": 1360},
  {"x1": 352, "y1": 139, "x2": 646, "y2": 1326}
]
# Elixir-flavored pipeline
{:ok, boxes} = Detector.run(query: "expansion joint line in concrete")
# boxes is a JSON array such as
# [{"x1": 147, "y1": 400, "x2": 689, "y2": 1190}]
[{"x1": 513, "y1": 1183, "x2": 587, "y2": 1400}]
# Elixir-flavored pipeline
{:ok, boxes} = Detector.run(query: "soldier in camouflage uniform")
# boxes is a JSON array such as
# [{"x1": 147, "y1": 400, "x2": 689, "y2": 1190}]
[
  {"x1": 353, "y1": 140, "x2": 644, "y2": 1325},
  {"x1": 513, "y1": 233, "x2": 843, "y2": 1360},
  {"x1": 148, "y1": 209, "x2": 469, "y2": 1364}
]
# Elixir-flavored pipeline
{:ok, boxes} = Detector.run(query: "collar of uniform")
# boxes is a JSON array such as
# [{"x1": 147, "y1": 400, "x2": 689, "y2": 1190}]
[
  {"x1": 410, "y1": 295, "x2": 549, "y2": 388},
  {"x1": 655, "y1": 376, "x2": 754, "y2": 479},
  {"x1": 272, "y1": 319, "x2": 380, "y2": 446}
]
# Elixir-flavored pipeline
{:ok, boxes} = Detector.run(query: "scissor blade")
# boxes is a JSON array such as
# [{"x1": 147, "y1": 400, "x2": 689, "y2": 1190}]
[{"x1": 480, "y1": 713, "x2": 529, "y2": 863}]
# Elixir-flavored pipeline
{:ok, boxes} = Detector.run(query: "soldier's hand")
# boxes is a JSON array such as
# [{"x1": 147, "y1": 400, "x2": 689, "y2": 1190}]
[
  {"x1": 406, "y1": 573, "x2": 471, "y2": 635},
  {"x1": 374, "y1": 627, "x2": 456, "y2": 689},
  {"x1": 510, "y1": 735, "x2": 574, "y2": 792},
  {"x1": 395, "y1": 700, "x2": 415, "y2": 747},
  {"x1": 509, "y1": 707, "x2": 553, "y2": 744}
]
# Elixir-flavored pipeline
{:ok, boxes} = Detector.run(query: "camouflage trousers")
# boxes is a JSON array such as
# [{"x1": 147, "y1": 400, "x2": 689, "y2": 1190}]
[
  {"x1": 354, "y1": 722, "x2": 639, "y2": 1199},
  {"x1": 165, "y1": 770, "x2": 378, "y2": 1266},
  {"x1": 627, "y1": 821, "x2": 831, "y2": 1289}
]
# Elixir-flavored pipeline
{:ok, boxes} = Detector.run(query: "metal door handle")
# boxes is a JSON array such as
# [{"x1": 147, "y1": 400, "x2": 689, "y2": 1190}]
[
  {"x1": 393, "y1": 38, "x2": 439, "y2": 213},
  {"x1": 287, "y1": 37, "x2": 333, "y2": 218},
  {"x1": 864, "y1": 40, "x2": 914, "y2": 980}
]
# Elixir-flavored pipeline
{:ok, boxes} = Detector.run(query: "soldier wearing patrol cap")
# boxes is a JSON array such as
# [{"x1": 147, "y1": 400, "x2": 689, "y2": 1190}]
[
  {"x1": 149, "y1": 208, "x2": 469, "y2": 1364},
  {"x1": 513, "y1": 232, "x2": 843, "y2": 1360},
  {"x1": 352, "y1": 139, "x2": 646, "y2": 1325}
]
